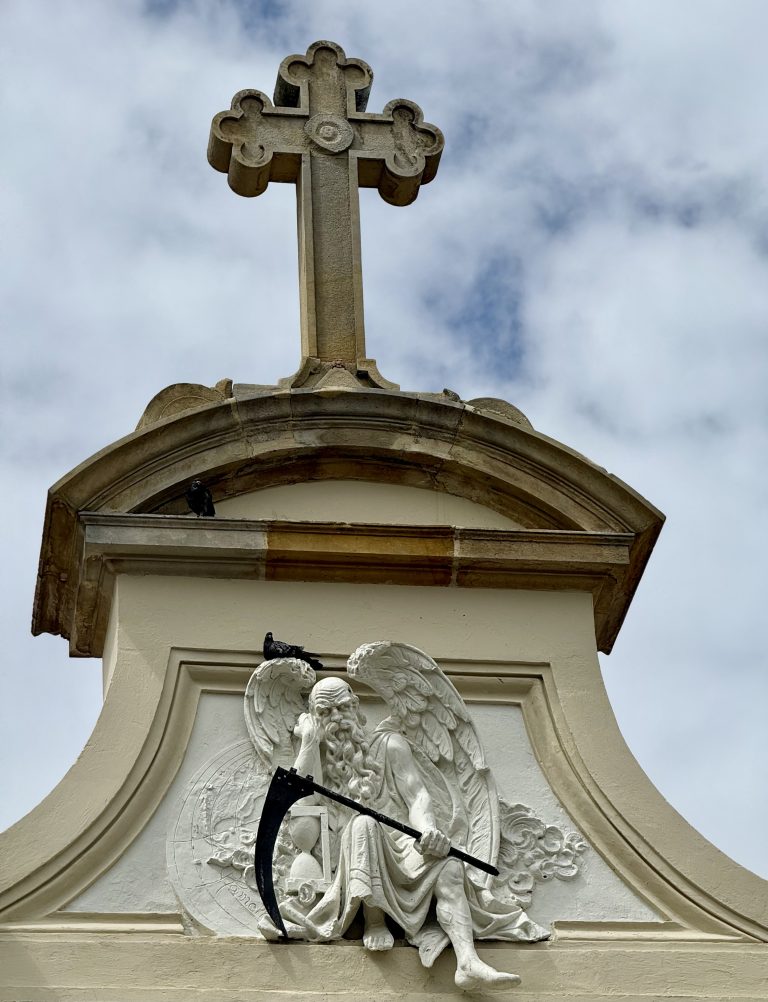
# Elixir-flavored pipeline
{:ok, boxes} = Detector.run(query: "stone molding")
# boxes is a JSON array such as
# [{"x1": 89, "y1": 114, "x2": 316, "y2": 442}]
[
  {"x1": 1, "y1": 936, "x2": 766, "y2": 1001},
  {"x1": 68, "y1": 512, "x2": 636, "y2": 657},
  {"x1": 1, "y1": 649, "x2": 765, "y2": 943},
  {"x1": 32, "y1": 390, "x2": 664, "y2": 654}
]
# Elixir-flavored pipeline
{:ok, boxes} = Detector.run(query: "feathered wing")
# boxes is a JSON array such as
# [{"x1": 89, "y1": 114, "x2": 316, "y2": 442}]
[
  {"x1": 347, "y1": 641, "x2": 499, "y2": 881},
  {"x1": 244, "y1": 658, "x2": 316, "y2": 772}
]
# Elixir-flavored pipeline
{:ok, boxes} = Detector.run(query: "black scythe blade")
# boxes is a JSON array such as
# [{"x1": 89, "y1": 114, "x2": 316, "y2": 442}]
[
  {"x1": 255, "y1": 766, "x2": 499, "y2": 938},
  {"x1": 254, "y1": 767, "x2": 312, "y2": 937}
]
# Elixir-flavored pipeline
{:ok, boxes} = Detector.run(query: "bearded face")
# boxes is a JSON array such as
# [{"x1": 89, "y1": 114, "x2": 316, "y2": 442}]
[{"x1": 312, "y1": 696, "x2": 380, "y2": 803}]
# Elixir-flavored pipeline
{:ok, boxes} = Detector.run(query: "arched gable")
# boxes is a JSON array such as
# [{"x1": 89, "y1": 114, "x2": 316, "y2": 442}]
[{"x1": 33, "y1": 389, "x2": 663, "y2": 655}]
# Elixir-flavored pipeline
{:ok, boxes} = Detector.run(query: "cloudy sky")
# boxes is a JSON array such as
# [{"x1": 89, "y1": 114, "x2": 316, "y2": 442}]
[{"x1": 1, "y1": 1, "x2": 766, "y2": 878}]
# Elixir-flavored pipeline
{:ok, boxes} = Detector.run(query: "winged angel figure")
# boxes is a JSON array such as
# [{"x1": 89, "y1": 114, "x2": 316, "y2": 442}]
[{"x1": 243, "y1": 642, "x2": 586, "y2": 992}]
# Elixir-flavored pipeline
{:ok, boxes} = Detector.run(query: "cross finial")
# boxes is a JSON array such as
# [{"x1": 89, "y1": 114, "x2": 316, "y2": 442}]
[{"x1": 208, "y1": 40, "x2": 444, "y2": 385}]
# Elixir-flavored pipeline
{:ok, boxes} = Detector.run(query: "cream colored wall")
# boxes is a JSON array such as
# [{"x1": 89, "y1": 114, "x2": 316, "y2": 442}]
[
  {"x1": 4, "y1": 933, "x2": 766, "y2": 1002},
  {"x1": 74, "y1": 574, "x2": 656, "y2": 924},
  {"x1": 111, "y1": 572, "x2": 594, "y2": 667},
  {"x1": 95, "y1": 575, "x2": 768, "y2": 935},
  {"x1": 215, "y1": 480, "x2": 522, "y2": 528},
  {"x1": 3, "y1": 570, "x2": 766, "y2": 999},
  {"x1": 100, "y1": 582, "x2": 119, "y2": 693}
]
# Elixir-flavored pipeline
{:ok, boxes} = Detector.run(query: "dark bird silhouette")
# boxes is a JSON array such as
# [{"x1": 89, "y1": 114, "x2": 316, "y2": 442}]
[
  {"x1": 263, "y1": 632, "x2": 324, "y2": 670},
  {"x1": 185, "y1": 480, "x2": 216, "y2": 517}
]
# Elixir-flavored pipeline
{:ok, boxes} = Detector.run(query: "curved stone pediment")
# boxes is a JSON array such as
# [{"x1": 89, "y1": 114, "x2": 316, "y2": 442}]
[{"x1": 33, "y1": 388, "x2": 663, "y2": 656}]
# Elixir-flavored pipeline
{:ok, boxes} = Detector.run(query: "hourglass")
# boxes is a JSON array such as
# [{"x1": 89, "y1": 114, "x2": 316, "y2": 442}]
[{"x1": 285, "y1": 804, "x2": 331, "y2": 899}]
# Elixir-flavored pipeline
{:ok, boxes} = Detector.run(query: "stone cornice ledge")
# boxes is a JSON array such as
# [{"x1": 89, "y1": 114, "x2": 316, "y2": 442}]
[
  {"x1": 32, "y1": 390, "x2": 665, "y2": 654},
  {"x1": 71, "y1": 512, "x2": 634, "y2": 657}
]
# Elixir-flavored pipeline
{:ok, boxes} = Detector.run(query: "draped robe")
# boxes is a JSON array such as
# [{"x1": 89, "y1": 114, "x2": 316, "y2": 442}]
[{"x1": 288, "y1": 731, "x2": 549, "y2": 961}]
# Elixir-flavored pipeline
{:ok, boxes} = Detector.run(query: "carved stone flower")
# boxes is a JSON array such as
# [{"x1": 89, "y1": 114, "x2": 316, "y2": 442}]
[{"x1": 495, "y1": 799, "x2": 588, "y2": 906}]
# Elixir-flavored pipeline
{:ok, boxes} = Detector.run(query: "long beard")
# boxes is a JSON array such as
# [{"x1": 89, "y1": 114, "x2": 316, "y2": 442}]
[{"x1": 321, "y1": 710, "x2": 380, "y2": 804}]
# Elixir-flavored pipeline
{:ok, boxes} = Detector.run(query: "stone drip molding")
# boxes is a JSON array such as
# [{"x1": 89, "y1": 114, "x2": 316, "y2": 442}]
[{"x1": 33, "y1": 389, "x2": 664, "y2": 655}]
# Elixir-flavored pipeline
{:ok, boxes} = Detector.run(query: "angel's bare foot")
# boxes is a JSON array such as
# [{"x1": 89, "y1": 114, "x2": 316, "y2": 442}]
[
  {"x1": 257, "y1": 915, "x2": 304, "y2": 941},
  {"x1": 455, "y1": 958, "x2": 521, "y2": 992},
  {"x1": 362, "y1": 906, "x2": 394, "y2": 951}
]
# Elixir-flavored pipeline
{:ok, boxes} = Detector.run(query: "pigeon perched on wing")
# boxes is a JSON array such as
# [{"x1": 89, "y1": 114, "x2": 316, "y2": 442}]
[
  {"x1": 263, "y1": 632, "x2": 324, "y2": 670},
  {"x1": 186, "y1": 480, "x2": 215, "y2": 517}
]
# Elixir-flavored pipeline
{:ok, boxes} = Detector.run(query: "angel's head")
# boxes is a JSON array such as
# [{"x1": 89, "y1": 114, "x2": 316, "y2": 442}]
[
  {"x1": 308, "y1": 676, "x2": 356, "y2": 713},
  {"x1": 308, "y1": 678, "x2": 379, "y2": 802}
]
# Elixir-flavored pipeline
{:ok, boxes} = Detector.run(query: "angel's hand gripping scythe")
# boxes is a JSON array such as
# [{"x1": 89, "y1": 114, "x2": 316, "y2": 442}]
[{"x1": 255, "y1": 766, "x2": 499, "y2": 938}]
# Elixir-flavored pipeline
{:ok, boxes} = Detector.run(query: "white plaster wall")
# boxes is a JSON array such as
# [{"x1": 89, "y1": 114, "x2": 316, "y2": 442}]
[
  {"x1": 67, "y1": 689, "x2": 659, "y2": 926},
  {"x1": 215, "y1": 481, "x2": 521, "y2": 528},
  {"x1": 67, "y1": 692, "x2": 239, "y2": 916},
  {"x1": 473, "y1": 704, "x2": 659, "y2": 924}
]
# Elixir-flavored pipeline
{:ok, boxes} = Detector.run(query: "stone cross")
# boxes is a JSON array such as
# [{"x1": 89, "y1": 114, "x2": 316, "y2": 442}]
[{"x1": 208, "y1": 40, "x2": 444, "y2": 372}]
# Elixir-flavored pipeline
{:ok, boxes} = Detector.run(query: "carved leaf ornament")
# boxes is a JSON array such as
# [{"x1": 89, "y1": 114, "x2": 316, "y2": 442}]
[{"x1": 496, "y1": 801, "x2": 587, "y2": 907}]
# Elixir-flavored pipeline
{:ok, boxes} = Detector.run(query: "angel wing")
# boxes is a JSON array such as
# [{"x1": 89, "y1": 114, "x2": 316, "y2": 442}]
[
  {"x1": 244, "y1": 658, "x2": 316, "y2": 772},
  {"x1": 347, "y1": 641, "x2": 499, "y2": 879}
]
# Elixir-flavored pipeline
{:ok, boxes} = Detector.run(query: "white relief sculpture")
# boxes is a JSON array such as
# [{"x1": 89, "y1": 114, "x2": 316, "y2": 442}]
[
  {"x1": 249, "y1": 642, "x2": 587, "y2": 992},
  {"x1": 167, "y1": 642, "x2": 587, "y2": 987}
]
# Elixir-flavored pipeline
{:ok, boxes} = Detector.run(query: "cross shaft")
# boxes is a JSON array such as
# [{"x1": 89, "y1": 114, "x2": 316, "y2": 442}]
[{"x1": 209, "y1": 40, "x2": 443, "y2": 369}]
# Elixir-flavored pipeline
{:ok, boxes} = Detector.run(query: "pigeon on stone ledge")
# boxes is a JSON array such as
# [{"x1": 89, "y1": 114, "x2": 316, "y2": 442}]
[
  {"x1": 185, "y1": 480, "x2": 216, "y2": 517},
  {"x1": 263, "y1": 632, "x2": 324, "y2": 670}
]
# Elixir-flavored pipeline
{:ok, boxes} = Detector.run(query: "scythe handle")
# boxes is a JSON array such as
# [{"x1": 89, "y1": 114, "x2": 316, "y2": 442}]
[
  {"x1": 255, "y1": 766, "x2": 498, "y2": 938},
  {"x1": 300, "y1": 773, "x2": 498, "y2": 876}
]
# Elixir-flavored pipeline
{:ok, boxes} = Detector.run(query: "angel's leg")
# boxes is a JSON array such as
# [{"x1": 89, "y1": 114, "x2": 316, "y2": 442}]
[
  {"x1": 362, "y1": 904, "x2": 394, "y2": 950},
  {"x1": 433, "y1": 858, "x2": 521, "y2": 991}
]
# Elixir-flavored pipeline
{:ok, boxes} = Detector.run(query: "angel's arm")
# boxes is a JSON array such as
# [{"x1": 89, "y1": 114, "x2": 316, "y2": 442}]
[
  {"x1": 386, "y1": 733, "x2": 449, "y2": 857},
  {"x1": 292, "y1": 712, "x2": 323, "y2": 797}
]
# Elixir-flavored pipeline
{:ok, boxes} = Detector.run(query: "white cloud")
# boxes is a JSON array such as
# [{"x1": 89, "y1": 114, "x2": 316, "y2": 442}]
[{"x1": 1, "y1": 0, "x2": 766, "y2": 879}]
